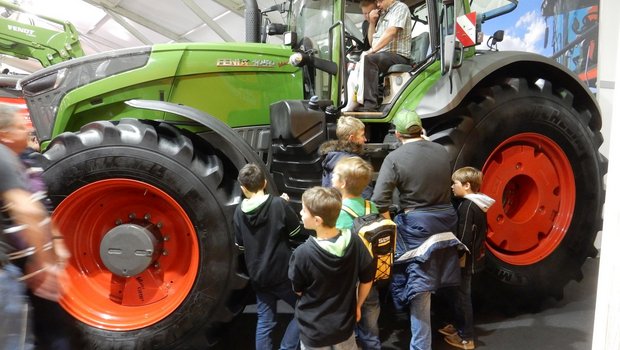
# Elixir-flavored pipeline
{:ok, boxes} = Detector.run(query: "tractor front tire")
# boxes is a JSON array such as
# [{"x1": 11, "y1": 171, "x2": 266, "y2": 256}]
[{"x1": 42, "y1": 119, "x2": 247, "y2": 349}]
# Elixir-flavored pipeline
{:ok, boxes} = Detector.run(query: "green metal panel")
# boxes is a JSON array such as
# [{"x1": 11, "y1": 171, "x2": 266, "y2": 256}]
[{"x1": 51, "y1": 43, "x2": 303, "y2": 137}]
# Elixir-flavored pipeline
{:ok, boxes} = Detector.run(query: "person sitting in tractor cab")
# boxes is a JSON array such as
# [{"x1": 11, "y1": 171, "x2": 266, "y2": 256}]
[
  {"x1": 343, "y1": 0, "x2": 377, "y2": 112},
  {"x1": 357, "y1": 0, "x2": 412, "y2": 112}
]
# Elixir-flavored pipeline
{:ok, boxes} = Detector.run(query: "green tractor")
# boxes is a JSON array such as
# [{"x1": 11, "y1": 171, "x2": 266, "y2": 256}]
[
  {"x1": 19, "y1": 0, "x2": 605, "y2": 348},
  {"x1": 0, "y1": 0, "x2": 84, "y2": 68}
]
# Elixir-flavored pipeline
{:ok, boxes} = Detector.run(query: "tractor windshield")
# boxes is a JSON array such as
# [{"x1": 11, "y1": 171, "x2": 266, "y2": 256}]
[
  {"x1": 289, "y1": 0, "x2": 365, "y2": 100},
  {"x1": 289, "y1": 0, "x2": 335, "y2": 99}
]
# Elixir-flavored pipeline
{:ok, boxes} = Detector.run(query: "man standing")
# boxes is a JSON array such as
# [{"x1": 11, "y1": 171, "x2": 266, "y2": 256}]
[
  {"x1": 0, "y1": 103, "x2": 65, "y2": 349},
  {"x1": 359, "y1": 0, "x2": 412, "y2": 111},
  {"x1": 371, "y1": 110, "x2": 462, "y2": 350}
]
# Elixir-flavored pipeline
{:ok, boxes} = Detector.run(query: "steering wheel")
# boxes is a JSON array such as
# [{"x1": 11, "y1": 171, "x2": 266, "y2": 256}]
[{"x1": 344, "y1": 31, "x2": 365, "y2": 56}]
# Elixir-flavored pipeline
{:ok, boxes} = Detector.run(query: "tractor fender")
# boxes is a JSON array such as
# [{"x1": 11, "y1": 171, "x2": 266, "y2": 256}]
[
  {"x1": 415, "y1": 51, "x2": 601, "y2": 129},
  {"x1": 124, "y1": 99, "x2": 276, "y2": 191}
]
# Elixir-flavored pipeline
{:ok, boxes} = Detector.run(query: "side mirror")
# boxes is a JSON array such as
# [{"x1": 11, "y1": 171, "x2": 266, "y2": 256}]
[
  {"x1": 486, "y1": 30, "x2": 504, "y2": 51},
  {"x1": 284, "y1": 31, "x2": 298, "y2": 48},
  {"x1": 267, "y1": 23, "x2": 288, "y2": 35}
]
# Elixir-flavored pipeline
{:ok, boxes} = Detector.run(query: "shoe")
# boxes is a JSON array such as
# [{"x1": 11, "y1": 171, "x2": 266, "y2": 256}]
[
  {"x1": 444, "y1": 333, "x2": 475, "y2": 349},
  {"x1": 438, "y1": 323, "x2": 458, "y2": 336}
]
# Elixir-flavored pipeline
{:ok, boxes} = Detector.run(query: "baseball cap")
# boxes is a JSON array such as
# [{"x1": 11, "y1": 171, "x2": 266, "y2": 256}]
[{"x1": 393, "y1": 109, "x2": 422, "y2": 134}]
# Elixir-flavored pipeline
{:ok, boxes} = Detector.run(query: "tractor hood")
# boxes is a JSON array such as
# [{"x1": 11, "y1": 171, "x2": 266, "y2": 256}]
[{"x1": 20, "y1": 42, "x2": 302, "y2": 142}]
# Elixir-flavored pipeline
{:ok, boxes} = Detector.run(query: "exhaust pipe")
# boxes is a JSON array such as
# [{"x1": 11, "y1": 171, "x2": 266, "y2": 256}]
[{"x1": 245, "y1": 0, "x2": 260, "y2": 43}]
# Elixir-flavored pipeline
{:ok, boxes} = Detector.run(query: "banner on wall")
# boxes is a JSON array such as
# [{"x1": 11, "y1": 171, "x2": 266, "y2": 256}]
[{"x1": 479, "y1": 0, "x2": 599, "y2": 90}]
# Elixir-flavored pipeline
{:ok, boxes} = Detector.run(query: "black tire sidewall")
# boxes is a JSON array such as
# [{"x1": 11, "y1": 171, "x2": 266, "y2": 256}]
[
  {"x1": 455, "y1": 87, "x2": 603, "y2": 296},
  {"x1": 44, "y1": 139, "x2": 237, "y2": 347}
]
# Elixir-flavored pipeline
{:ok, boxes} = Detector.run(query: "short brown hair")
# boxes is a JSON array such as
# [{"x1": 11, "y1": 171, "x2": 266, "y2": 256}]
[
  {"x1": 238, "y1": 163, "x2": 266, "y2": 192},
  {"x1": 302, "y1": 186, "x2": 342, "y2": 228},
  {"x1": 333, "y1": 156, "x2": 372, "y2": 196},
  {"x1": 336, "y1": 116, "x2": 365, "y2": 141},
  {"x1": 452, "y1": 166, "x2": 483, "y2": 193}
]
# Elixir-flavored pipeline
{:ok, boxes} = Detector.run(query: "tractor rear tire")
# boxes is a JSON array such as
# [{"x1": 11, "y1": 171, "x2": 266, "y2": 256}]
[
  {"x1": 42, "y1": 119, "x2": 247, "y2": 349},
  {"x1": 435, "y1": 77, "x2": 605, "y2": 306}
]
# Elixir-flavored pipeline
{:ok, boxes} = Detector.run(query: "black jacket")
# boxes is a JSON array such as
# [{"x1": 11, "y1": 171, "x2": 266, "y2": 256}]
[
  {"x1": 289, "y1": 231, "x2": 374, "y2": 347},
  {"x1": 233, "y1": 194, "x2": 301, "y2": 290},
  {"x1": 318, "y1": 140, "x2": 372, "y2": 199},
  {"x1": 455, "y1": 194, "x2": 494, "y2": 274}
]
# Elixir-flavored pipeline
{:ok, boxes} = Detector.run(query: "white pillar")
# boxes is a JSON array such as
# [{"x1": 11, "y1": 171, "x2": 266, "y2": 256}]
[{"x1": 592, "y1": 1, "x2": 620, "y2": 347}]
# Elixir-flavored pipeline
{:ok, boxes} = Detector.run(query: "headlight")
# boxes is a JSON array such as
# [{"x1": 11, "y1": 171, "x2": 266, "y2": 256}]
[{"x1": 20, "y1": 47, "x2": 151, "y2": 141}]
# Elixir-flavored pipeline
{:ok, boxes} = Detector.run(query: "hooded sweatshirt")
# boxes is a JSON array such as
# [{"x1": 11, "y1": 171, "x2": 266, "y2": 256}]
[
  {"x1": 288, "y1": 229, "x2": 374, "y2": 347},
  {"x1": 233, "y1": 194, "x2": 300, "y2": 290},
  {"x1": 318, "y1": 140, "x2": 373, "y2": 199},
  {"x1": 456, "y1": 193, "x2": 495, "y2": 274}
]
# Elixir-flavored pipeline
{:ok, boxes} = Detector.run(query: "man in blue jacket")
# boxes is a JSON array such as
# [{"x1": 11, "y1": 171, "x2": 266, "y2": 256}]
[{"x1": 372, "y1": 109, "x2": 462, "y2": 350}]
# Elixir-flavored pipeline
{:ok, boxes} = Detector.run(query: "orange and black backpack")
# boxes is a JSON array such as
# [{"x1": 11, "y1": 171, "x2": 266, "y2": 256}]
[{"x1": 341, "y1": 200, "x2": 397, "y2": 285}]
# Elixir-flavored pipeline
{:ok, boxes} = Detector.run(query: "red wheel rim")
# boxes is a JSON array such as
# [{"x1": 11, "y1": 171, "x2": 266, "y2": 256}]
[
  {"x1": 53, "y1": 179, "x2": 199, "y2": 330},
  {"x1": 482, "y1": 133, "x2": 575, "y2": 265}
]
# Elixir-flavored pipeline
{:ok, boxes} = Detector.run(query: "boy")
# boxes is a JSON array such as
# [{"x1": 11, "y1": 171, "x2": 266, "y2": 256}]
[
  {"x1": 289, "y1": 187, "x2": 374, "y2": 349},
  {"x1": 332, "y1": 157, "x2": 381, "y2": 350},
  {"x1": 233, "y1": 163, "x2": 301, "y2": 350},
  {"x1": 441, "y1": 167, "x2": 495, "y2": 350},
  {"x1": 318, "y1": 116, "x2": 372, "y2": 199}
]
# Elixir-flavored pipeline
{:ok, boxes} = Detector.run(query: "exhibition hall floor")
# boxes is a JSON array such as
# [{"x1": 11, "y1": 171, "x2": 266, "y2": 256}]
[{"x1": 214, "y1": 258, "x2": 598, "y2": 349}]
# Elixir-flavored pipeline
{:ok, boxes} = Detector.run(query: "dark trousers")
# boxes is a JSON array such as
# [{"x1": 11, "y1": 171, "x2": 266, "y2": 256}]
[
  {"x1": 454, "y1": 270, "x2": 474, "y2": 340},
  {"x1": 255, "y1": 281, "x2": 300, "y2": 350},
  {"x1": 28, "y1": 292, "x2": 76, "y2": 350},
  {"x1": 362, "y1": 52, "x2": 410, "y2": 108}
]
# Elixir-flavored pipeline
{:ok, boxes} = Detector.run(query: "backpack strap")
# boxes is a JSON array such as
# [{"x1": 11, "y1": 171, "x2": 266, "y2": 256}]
[
  {"x1": 341, "y1": 204, "x2": 359, "y2": 218},
  {"x1": 364, "y1": 200, "x2": 371, "y2": 215}
]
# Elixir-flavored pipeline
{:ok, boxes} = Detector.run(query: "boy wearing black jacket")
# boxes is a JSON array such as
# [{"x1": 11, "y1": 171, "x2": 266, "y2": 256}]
[
  {"x1": 440, "y1": 167, "x2": 495, "y2": 350},
  {"x1": 289, "y1": 187, "x2": 374, "y2": 349},
  {"x1": 233, "y1": 163, "x2": 302, "y2": 350}
]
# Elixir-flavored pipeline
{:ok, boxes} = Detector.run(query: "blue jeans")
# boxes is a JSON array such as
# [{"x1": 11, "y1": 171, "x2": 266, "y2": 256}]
[
  {"x1": 454, "y1": 270, "x2": 474, "y2": 340},
  {"x1": 356, "y1": 286, "x2": 381, "y2": 350},
  {"x1": 255, "y1": 281, "x2": 300, "y2": 350},
  {"x1": 0, "y1": 264, "x2": 34, "y2": 350},
  {"x1": 409, "y1": 291, "x2": 431, "y2": 350}
]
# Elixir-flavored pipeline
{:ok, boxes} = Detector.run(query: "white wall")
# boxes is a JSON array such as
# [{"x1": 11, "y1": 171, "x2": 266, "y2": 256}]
[
  {"x1": 592, "y1": 0, "x2": 620, "y2": 348},
  {"x1": 597, "y1": 0, "x2": 618, "y2": 159}
]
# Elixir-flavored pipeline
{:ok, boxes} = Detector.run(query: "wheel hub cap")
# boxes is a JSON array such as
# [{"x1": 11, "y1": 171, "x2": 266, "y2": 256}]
[{"x1": 100, "y1": 223, "x2": 161, "y2": 277}]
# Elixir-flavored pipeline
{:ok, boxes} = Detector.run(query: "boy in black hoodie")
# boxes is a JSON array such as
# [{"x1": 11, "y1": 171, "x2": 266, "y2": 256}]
[
  {"x1": 233, "y1": 163, "x2": 302, "y2": 350},
  {"x1": 289, "y1": 186, "x2": 374, "y2": 349},
  {"x1": 440, "y1": 167, "x2": 495, "y2": 350}
]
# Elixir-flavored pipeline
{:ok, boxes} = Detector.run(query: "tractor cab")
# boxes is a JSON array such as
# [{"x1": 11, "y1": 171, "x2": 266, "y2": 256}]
[
  {"x1": 284, "y1": 0, "x2": 453, "y2": 115},
  {"x1": 282, "y1": 0, "x2": 519, "y2": 115}
]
